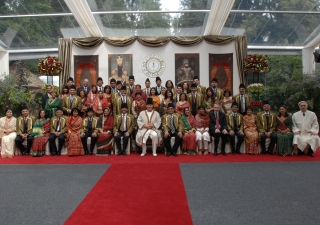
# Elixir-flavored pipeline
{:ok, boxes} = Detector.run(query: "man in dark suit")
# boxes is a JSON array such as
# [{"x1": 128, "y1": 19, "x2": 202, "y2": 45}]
[
  {"x1": 226, "y1": 102, "x2": 244, "y2": 154},
  {"x1": 76, "y1": 78, "x2": 90, "y2": 96},
  {"x1": 154, "y1": 76, "x2": 163, "y2": 95},
  {"x1": 187, "y1": 83, "x2": 204, "y2": 116},
  {"x1": 110, "y1": 78, "x2": 117, "y2": 93},
  {"x1": 42, "y1": 85, "x2": 52, "y2": 110},
  {"x1": 96, "y1": 77, "x2": 104, "y2": 92},
  {"x1": 209, "y1": 103, "x2": 228, "y2": 156}
]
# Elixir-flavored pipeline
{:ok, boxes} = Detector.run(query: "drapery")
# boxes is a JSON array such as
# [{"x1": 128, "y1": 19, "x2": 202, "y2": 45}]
[{"x1": 58, "y1": 35, "x2": 248, "y2": 87}]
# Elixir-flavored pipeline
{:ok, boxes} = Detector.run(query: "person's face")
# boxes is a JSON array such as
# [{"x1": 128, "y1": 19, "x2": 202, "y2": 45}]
[
  {"x1": 213, "y1": 105, "x2": 220, "y2": 112},
  {"x1": 211, "y1": 81, "x2": 217, "y2": 88},
  {"x1": 63, "y1": 88, "x2": 68, "y2": 94},
  {"x1": 6, "y1": 110, "x2": 12, "y2": 117},
  {"x1": 69, "y1": 88, "x2": 76, "y2": 95},
  {"x1": 184, "y1": 108, "x2": 190, "y2": 116},
  {"x1": 99, "y1": 92, "x2": 103, "y2": 98},
  {"x1": 136, "y1": 94, "x2": 142, "y2": 101},
  {"x1": 106, "y1": 87, "x2": 111, "y2": 94},
  {"x1": 129, "y1": 79, "x2": 134, "y2": 85},
  {"x1": 146, "y1": 104, "x2": 153, "y2": 112},
  {"x1": 22, "y1": 109, "x2": 29, "y2": 117},
  {"x1": 87, "y1": 111, "x2": 93, "y2": 117},
  {"x1": 83, "y1": 79, "x2": 89, "y2": 87},
  {"x1": 116, "y1": 84, "x2": 122, "y2": 90},
  {"x1": 151, "y1": 89, "x2": 155, "y2": 95},
  {"x1": 79, "y1": 91, "x2": 85, "y2": 98},
  {"x1": 92, "y1": 86, "x2": 97, "y2": 92},
  {"x1": 116, "y1": 56, "x2": 123, "y2": 66},
  {"x1": 180, "y1": 94, "x2": 185, "y2": 101},
  {"x1": 46, "y1": 86, "x2": 52, "y2": 93},
  {"x1": 176, "y1": 87, "x2": 182, "y2": 94},
  {"x1": 191, "y1": 87, "x2": 197, "y2": 93},
  {"x1": 97, "y1": 80, "x2": 103, "y2": 86},
  {"x1": 161, "y1": 88, "x2": 166, "y2": 95},
  {"x1": 72, "y1": 110, "x2": 79, "y2": 117},
  {"x1": 56, "y1": 110, "x2": 63, "y2": 117},
  {"x1": 194, "y1": 79, "x2": 199, "y2": 85},
  {"x1": 279, "y1": 107, "x2": 286, "y2": 115},
  {"x1": 145, "y1": 81, "x2": 150, "y2": 88},
  {"x1": 135, "y1": 86, "x2": 141, "y2": 92},
  {"x1": 67, "y1": 80, "x2": 73, "y2": 86},
  {"x1": 224, "y1": 92, "x2": 230, "y2": 97},
  {"x1": 231, "y1": 105, "x2": 238, "y2": 113},
  {"x1": 246, "y1": 109, "x2": 253, "y2": 116},
  {"x1": 167, "y1": 107, "x2": 174, "y2": 114},
  {"x1": 167, "y1": 91, "x2": 172, "y2": 97},
  {"x1": 121, "y1": 107, "x2": 128, "y2": 114},
  {"x1": 207, "y1": 90, "x2": 213, "y2": 97},
  {"x1": 263, "y1": 104, "x2": 270, "y2": 112},
  {"x1": 51, "y1": 92, "x2": 57, "y2": 98},
  {"x1": 299, "y1": 102, "x2": 308, "y2": 112},
  {"x1": 184, "y1": 63, "x2": 189, "y2": 67},
  {"x1": 103, "y1": 108, "x2": 110, "y2": 116},
  {"x1": 121, "y1": 90, "x2": 126, "y2": 96},
  {"x1": 183, "y1": 83, "x2": 188, "y2": 89},
  {"x1": 156, "y1": 80, "x2": 161, "y2": 86},
  {"x1": 40, "y1": 110, "x2": 46, "y2": 118},
  {"x1": 167, "y1": 81, "x2": 173, "y2": 88},
  {"x1": 239, "y1": 88, "x2": 246, "y2": 94},
  {"x1": 198, "y1": 108, "x2": 205, "y2": 115},
  {"x1": 110, "y1": 82, "x2": 116, "y2": 88}
]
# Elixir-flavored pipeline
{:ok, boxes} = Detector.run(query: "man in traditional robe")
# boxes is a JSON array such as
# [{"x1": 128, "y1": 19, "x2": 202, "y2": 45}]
[
  {"x1": 48, "y1": 107, "x2": 67, "y2": 156},
  {"x1": 62, "y1": 85, "x2": 82, "y2": 116},
  {"x1": 113, "y1": 85, "x2": 133, "y2": 116},
  {"x1": 292, "y1": 101, "x2": 320, "y2": 157},
  {"x1": 109, "y1": 54, "x2": 129, "y2": 85},
  {"x1": 80, "y1": 108, "x2": 98, "y2": 155},
  {"x1": 232, "y1": 83, "x2": 251, "y2": 115},
  {"x1": 193, "y1": 75, "x2": 206, "y2": 96},
  {"x1": 256, "y1": 100, "x2": 277, "y2": 155},
  {"x1": 226, "y1": 102, "x2": 244, "y2": 154},
  {"x1": 154, "y1": 76, "x2": 163, "y2": 96},
  {"x1": 136, "y1": 98, "x2": 162, "y2": 157},
  {"x1": 187, "y1": 83, "x2": 204, "y2": 116},
  {"x1": 210, "y1": 78, "x2": 224, "y2": 104}
]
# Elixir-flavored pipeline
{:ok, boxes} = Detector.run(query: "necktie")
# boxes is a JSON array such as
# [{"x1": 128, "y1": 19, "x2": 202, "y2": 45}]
[
  {"x1": 24, "y1": 117, "x2": 28, "y2": 133},
  {"x1": 56, "y1": 117, "x2": 60, "y2": 132},
  {"x1": 88, "y1": 117, "x2": 92, "y2": 132},
  {"x1": 120, "y1": 114, "x2": 125, "y2": 132},
  {"x1": 70, "y1": 95, "x2": 74, "y2": 105},
  {"x1": 215, "y1": 113, "x2": 220, "y2": 129},
  {"x1": 84, "y1": 87, "x2": 87, "y2": 93},
  {"x1": 122, "y1": 96, "x2": 126, "y2": 103},
  {"x1": 193, "y1": 93, "x2": 196, "y2": 103},
  {"x1": 266, "y1": 113, "x2": 269, "y2": 131},
  {"x1": 170, "y1": 114, "x2": 176, "y2": 134},
  {"x1": 240, "y1": 95, "x2": 245, "y2": 113},
  {"x1": 147, "y1": 89, "x2": 149, "y2": 97},
  {"x1": 233, "y1": 114, "x2": 237, "y2": 131},
  {"x1": 213, "y1": 89, "x2": 216, "y2": 97}
]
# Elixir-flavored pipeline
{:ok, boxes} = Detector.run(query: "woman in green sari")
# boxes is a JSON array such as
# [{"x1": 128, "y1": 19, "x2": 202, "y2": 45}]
[
  {"x1": 31, "y1": 110, "x2": 51, "y2": 156},
  {"x1": 181, "y1": 107, "x2": 197, "y2": 155},
  {"x1": 45, "y1": 90, "x2": 61, "y2": 118},
  {"x1": 276, "y1": 105, "x2": 293, "y2": 156}
]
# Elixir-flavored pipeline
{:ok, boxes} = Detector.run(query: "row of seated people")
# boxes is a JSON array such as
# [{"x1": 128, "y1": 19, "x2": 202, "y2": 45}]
[{"x1": 1, "y1": 98, "x2": 318, "y2": 158}]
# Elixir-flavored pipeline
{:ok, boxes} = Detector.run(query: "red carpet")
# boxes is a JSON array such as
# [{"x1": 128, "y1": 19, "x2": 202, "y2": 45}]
[{"x1": 64, "y1": 163, "x2": 193, "y2": 225}]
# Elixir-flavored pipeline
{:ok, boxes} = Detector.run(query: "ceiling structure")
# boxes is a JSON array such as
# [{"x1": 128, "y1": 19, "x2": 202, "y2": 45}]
[{"x1": 1, "y1": 0, "x2": 320, "y2": 59}]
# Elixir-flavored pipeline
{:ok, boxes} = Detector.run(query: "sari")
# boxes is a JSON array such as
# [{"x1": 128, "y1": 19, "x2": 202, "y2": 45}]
[
  {"x1": 194, "y1": 113, "x2": 210, "y2": 141},
  {"x1": 80, "y1": 97, "x2": 87, "y2": 118},
  {"x1": 85, "y1": 91, "x2": 97, "y2": 108},
  {"x1": 66, "y1": 116, "x2": 84, "y2": 156},
  {"x1": 97, "y1": 115, "x2": 114, "y2": 155},
  {"x1": 132, "y1": 99, "x2": 147, "y2": 118},
  {"x1": 0, "y1": 116, "x2": 17, "y2": 158},
  {"x1": 175, "y1": 101, "x2": 191, "y2": 115},
  {"x1": 149, "y1": 96, "x2": 160, "y2": 112},
  {"x1": 203, "y1": 98, "x2": 214, "y2": 112},
  {"x1": 243, "y1": 114, "x2": 259, "y2": 154},
  {"x1": 276, "y1": 115, "x2": 293, "y2": 155},
  {"x1": 222, "y1": 97, "x2": 233, "y2": 114},
  {"x1": 93, "y1": 97, "x2": 110, "y2": 117},
  {"x1": 45, "y1": 98, "x2": 62, "y2": 118},
  {"x1": 181, "y1": 113, "x2": 197, "y2": 154},
  {"x1": 31, "y1": 118, "x2": 50, "y2": 156}
]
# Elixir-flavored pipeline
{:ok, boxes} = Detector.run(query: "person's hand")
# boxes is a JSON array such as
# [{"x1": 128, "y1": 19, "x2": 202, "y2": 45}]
[
  {"x1": 125, "y1": 132, "x2": 130, "y2": 137},
  {"x1": 222, "y1": 129, "x2": 228, "y2": 134},
  {"x1": 114, "y1": 132, "x2": 119, "y2": 137},
  {"x1": 229, "y1": 130, "x2": 235, "y2": 135},
  {"x1": 294, "y1": 131, "x2": 300, "y2": 135},
  {"x1": 188, "y1": 130, "x2": 193, "y2": 134},
  {"x1": 92, "y1": 133, "x2": 97, "y2": 137},
  {"x1": 239, "y1": 130, "x2": 244, "y2": 135},
  {"x1": 164, "y1": 131, "x2": 169, "y2": 138},
  {"x1": 311, "y1": 132, "x2": 318, "y2": 136},
  {"x1": 215, "y1": 129, "x2": 221, "y2": 133},
  {"x1": 178, "y1": 132, "x2": 183, "y2": 138}
]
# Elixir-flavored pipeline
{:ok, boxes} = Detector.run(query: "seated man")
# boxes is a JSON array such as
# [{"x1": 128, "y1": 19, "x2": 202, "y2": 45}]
[
  {"x1": 48, "y1": 107, "x2": 68, "y2": 156},
  {"x1": 162, "y1": 103, "x2": 184, "y2": 157},
  {"x1": 136, "y1": 98, "x2": 162, "y2": 157},
  {"x1": 15, "y1": 106, "x2": 35, "y2": 156},
  {"x1": 113, "y1": 103, "x2": 135, "y2": 156},
  {"x1": 256, "y1": 100, "x2": 277, "y2": 155},
  {"x1": 226, "y1": 102, "x2": 244, "y2": 154},
  {"x1": 209, "y1": 104, "x2": 228, "y2": 156},
  {"x1": 292, "y1": 101, "x2": 320, "y2": 157},
  {"x1": 80, "y1": 108, "x2": 98, "y2": 155}
]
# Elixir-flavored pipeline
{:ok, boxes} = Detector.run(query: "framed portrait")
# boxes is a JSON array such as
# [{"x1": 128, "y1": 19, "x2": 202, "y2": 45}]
[
  {"x1": 108, "y1": 54, "x2": 133, "y2": 86},
  {"x1": 175, "y1": 54, "x2": 199, "y2": 86},
  {"x1": 74, "y1": 55, "x2": 99, "y2": 87},
  {"x1": 209, "y1": 53, "x2": 233, "y2": 91}
]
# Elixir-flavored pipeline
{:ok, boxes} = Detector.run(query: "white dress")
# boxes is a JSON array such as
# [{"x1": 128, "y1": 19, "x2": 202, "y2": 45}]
[{"x1": 0, "y1": 117, "x2": 17, "y2": 158}]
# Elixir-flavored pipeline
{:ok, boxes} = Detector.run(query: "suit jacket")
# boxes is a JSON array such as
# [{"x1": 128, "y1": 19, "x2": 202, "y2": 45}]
[
  {"x1": 81, "y1": 117, "x2": 98, "y2": 134},
  {"x1": 113, "y1": 95, "x2": 133, "y2": 116},
  {"x1": 256, "y1": 111, "x2": 277, "y2": 134},
  {"x1": 232, "y1": 94, "x2": 251, "y2": 113},
  {"x1": 142, "y1": 87, "x2": 151, "y2": 98},
  {"x1": 126, "y1": 85, "x2": 136, "y2": 96},
  {"x1": 173, "y1": 93, "x2": 181, "y2": 102},
  {"x1": 62, "y1": 95, "x2": 82, "y2": 115},
  {"x1": 154, "y1": 86, "x2": 163, "y2": 95},
  {"x1": 162, "y1": 113, "x2": 184, "y2": 133},
  {"x1": 211, "y1": 88, "x2": 224, "y2": 104},
  {"x1": 50, "y1": 116, "x2": 68, "y2": 134},
  {"x1": 197, "y1": 85, "x2": 206, "y2": 97},
  {"x1": 111, "y1": 90, "x2": 122, "y2": 101},
  {"x1": 226, "y1": 112, "x2": 244, "y2": 131},
  {"x1": 42, "y1": 93, "x2": 50, "y2": 109},
  {"x1": 16, "y1": 116, "x2": 36, "y2": 135},
  {"x1": 209, "y1": 111, "x2": 227, "y2": 133},
  {"x1": 96, "y1": 85, "x2": 104, "y2": 92},
  {"x1": 187, "y1": 92, "x2": 204, "y2": 114},
  {"x1": 77, "y1": 86, "x2": 90, "y2": 96},
  {"x1": 113, "y1": 114, "x2": 135, "y2": 134}
]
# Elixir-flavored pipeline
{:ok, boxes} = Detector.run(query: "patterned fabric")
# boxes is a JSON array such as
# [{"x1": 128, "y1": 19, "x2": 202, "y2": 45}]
[
  {"x1": 0, "y1": 116, "x2": 17, "y2": 158},
  {"x1": 170, "y1": 115, "x2": 175, "y2": 134},
  {"x1": 45, "y1": 98, "x2": 62, "y2": 118},
  {"x1": 31, "y1": 119, "x2": 51, "y2": 156},
  {"x1": 97, "y1": 115, "x2": 114, "y2": 155},
  {"x1": 276, "y1": 116, "x2": 293, "y2": 155},
  {"x1": 66, "y1": 116, "x2": 84, "y2": 156},
  {"x1": 243, "y1": 115, "x2": 259, "y2": 154}
]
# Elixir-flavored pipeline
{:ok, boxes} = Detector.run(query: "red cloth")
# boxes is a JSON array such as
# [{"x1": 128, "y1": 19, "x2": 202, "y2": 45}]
[
  {"x1": 131, "y1": 91, "x2": 147, "y2": 101},
  {"x1": 195, "y1": 113, "x2": 210, "y2": 129}
]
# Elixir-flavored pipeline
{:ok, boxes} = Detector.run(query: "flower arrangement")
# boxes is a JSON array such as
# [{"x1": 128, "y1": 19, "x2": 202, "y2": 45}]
[
  {"x1": 250, "y1": 101, "x2": 263, "y2": 107},
  {"x1": 244, "y1": 54, "x2": 269, "y2": 73},
  {"x1": 38, "y1": 56, "x2": 63, "y2": 75},
  {"x1": 247, "y1": 83, "x2": 264, "y2": 94}
]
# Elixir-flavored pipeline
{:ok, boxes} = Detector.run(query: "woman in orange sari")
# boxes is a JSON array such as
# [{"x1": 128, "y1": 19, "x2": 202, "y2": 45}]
[
  {"x1": 132, "y1": 92, "x2": 146, "y2": 119},
  {"x1": 85, "y1": 84, "x2": 98, "y2": 108},
  {"x1": 243, "y1": 106, "x2": 259, "y2": 154},
  {"x1": 66, "y1": 108, "x2": 84, "y2": 156},
  {"x1": 181, "y1": 107, "x2": 197, "y2": 155},
  {"x1": 148, "y1": 87, "x2": 160, "y2": 112},
  {"x1": 96, "y1": 107, "x2": 114, "y2": 156},
  {"x1": 175, "y1": 93, "x2": 191, "y2": 114}
]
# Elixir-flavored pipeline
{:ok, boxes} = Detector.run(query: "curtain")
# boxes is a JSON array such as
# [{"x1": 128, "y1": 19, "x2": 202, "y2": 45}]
[{"x1": 58, "y1": 38, "x2": 73, "y2": 88}]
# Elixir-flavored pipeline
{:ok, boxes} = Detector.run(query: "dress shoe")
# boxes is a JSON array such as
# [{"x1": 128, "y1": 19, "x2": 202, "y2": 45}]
[
  {"x1": 57, "y1": 151, "x2": 61, "y2": 156},
  {"x1": 221, "y1": 151, "x2": 227, "y2": 156},
  {"x1": 166, "y1": 152, "x2": 171, "y2": 156},
  {"x1": 261, "y1": 151, "x2": 266, "y2": 155},
  {"x1": 25, "y1": 153, "x2": 29, "y2": 156},
  {"x1": 21, "y1": 152, "x2": 26, "y2": 156},
  {"x1": 172, "y1": 152, "x2": 177, "y2": 157},
  {"x1": 89, "y1": 152, "x2": 93, "y2": 155},
  {"x1": 51, "y1": 152, "x2": 57, "y2": 156},
  {"x1": 140, "y1": 153, "x2": 146, "y2": 156},
  {"x1": 236, "y1": 150, "x2": 242, "y2": 154},
  {"x1": 213, "y1": 152, "x2": 218, "y2": 156},
  {"x1": 117, "y1": 152, "x2": 121, "y2": 156},
  {"x1": 123, "y1": 152, "x2": 126, "y2": 156},
  {"x1": 308, "y1": 149, "x2": 314, "y2": 157},
  {"x1": 268, "y1": 150, "x2": 274, "y2": 155},
  {"x1": 84, "y1": 151, "x2": 89, "y2": 155},
  {"x1": 153, "y1": 153, "x2": 157, "y2": 157}
]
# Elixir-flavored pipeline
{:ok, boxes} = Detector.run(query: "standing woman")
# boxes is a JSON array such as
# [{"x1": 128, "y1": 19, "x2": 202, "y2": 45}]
[
  {"x1": 45, "y1": 90, "x2": 61, "y2": 118},
  {"x1": 243, "y1": 106, "x2": 259, "y2": 154},
  {"x1": 165, "y1": 80, "x2": 175, "y2": 92},
  {"x1": 59, "y1": 85, "x2": 69, "y2": 99},
  {"x1": 85, "y1": 84, "x2": 98, "y2": 108},
  {"x1": 203, "y1": 88, "x2": 215, "y2": 114},
  {"x1": 175, "y1": 93, "x2": 191, "y2": 115},
  {"x1": 148, "y1": 87, "x2": 160, "y2": 112},
  {"x1": 78, "y1": 89, "x2": 87, "y2": 118},
  {"x1": 181, "y1": 107, "x2": 197, "y2": 155},
  {"x1": 160, "y1": 90, "x2": 175, "y2": 117},
  {"x1": 159, "y1": 86, "x2": 167, "y2": 103},
  {"x1": 103, "y1": 85, "x2": 112, "y2": 102},
  {"x1": 276, "y1": 105, "x2": 293, "y2": 157},
  {"x1": 66, "y1": 108, "x2": 84, "y2": 156},
  {"x1": 221, "y1": 90, "x2": 233, "y2": 114},
  {"x1": 182, "y1": 82, "x2": 191, "y2": 94},
  {"x1": 96, "y1": 107, "x2": 114, "y2": 156},
  {"x1": 0, "y1": 108, "x2": 17, "y2": 158},
  {"x1": 31, "y1": 110, "x2": 51, "y2": 157}
]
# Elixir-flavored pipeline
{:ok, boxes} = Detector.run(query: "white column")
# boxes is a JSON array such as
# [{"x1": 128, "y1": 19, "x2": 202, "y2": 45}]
[
  {"x1": 0, "y1": 49, "x2": 9, "y2": 75},
  {"x1": 302, "y1": 47, "x2": 315, "y2": 74}
]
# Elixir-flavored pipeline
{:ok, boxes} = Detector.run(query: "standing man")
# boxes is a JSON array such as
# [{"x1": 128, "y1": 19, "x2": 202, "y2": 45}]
[
  {"x1": 62, "y1": 85, "x2": 82, "y2": 116},
  {"x1": 110, "y1": 78, "x2": 117, "y2": 93},
  {"x1": 96, "y1": 77, "x2": 104, "y2": 92},
  {"x1": 187, "y1": 83, "x2": 204, "y2": 116},
  {"x1": 67, "y1": 77, "x2": 74, "y2": 88},
  {"x1": 256, "y1": 100, "x2": 277, "y2": 155},
  {"x1": 292, "y1": 101, "x2": 320, "y2": 157},
  {"x1": 162, "y1": 103, "x2": 184, "y2": 157},
  {"x1": 154, "y1": 76, "x2": 163, "y2": 95},
  {"x1": 113, "y1": 103, "x2": 135, "y2": 156},
  {"x1": 42, "y1": 85, "x2": 52, "y2": 110},
  {"x1": 173, "y1": 84, "x2": 183, "y2": 102},
  {"x1": 136, "y1": 98, "x2": 162, "y2": 157},
  {"x1": 142, "y1": 78, "x2": 151, "y2": 98},
  {"x1": 48, "y1": 107, "x2": 67, "y2": 156},
  {"x1": 193, "y1": 75, "x2": 206, "y2": 96},
  {"x1": 226, "y1": 102, "x2": 244, "y2": 154},
  {"x1": 232, "y1": 83, "x2": 251, "y2": 115},
  {"x1": 113, "y1": 85, "x2": 133, "y2": 116},
  {"x1": 126, "y1": 75, "x2": 136, "y2": 96},
  {"x1": 80, "y1": 108, "x2": 98, "y2": 155},
  {"x1": 15, "y1": 106, "x2": 35, "y2": 156},
  {"x1": 210, "y1": 78, "x2": 224, "y2": 104},
  {"x1": 77, "y1": 78, "x2": 90, "y2": 96},
  {"x1": 111, "y1": 80, "x2": 122, "y2": 100},
  {"x1": 209, "y1": 104, "x2": 228, "y2": 156},
  {"x1": 109, "y1": 54, "x2": 129, "y2": 85}
]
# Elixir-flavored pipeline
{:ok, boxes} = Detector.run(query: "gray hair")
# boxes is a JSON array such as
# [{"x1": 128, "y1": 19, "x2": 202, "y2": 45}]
[{"x1": 298, "y1": 101, "x2": 308, "y2": 106}]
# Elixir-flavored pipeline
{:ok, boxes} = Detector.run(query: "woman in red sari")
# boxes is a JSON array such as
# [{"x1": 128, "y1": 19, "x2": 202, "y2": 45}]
[
  {"x1": 79, "y1": 89, "x2": 87, "y2": 118},
  {"x1": 243, "y1": 106, "x2": 259, "y2": 155},
  {"x1": 175, "y1": 93, "x2": 191, "y2": 114},
  {"x1": 66, "y1": 108, "x2": 84, "y2": 156},
  {"x1": 31, "y1": 110, "x2": 51, "y2": 157},
  {"x1": 96, "y1": 107, "x2": 114, "y2": 156},
  {"x1": 85, "y1": 84, "x2": 98, "y2": 108},
  {"x1": 181, "y1": 107, "x2": 197, "y2": 155}
]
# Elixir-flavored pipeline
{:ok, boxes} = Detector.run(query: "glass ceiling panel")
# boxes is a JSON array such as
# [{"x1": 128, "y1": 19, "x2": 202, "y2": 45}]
[
  {"x1": 96, "y1": 12, "x2": 207, "y2": 36},
  {"x1": 0, "y1": 16, "x2": 85, "y2": 50},
  {"x1": 222, "y1": 12, "x2": 320, "y2": 46},
  {"x1": 87, "y1": 0, "x2": 211, "y2": 11},
  {"x1": 232, "y1": 0, "x2": 320, "y2": 12},
  {"x1": 0, "y1": 0, "x2": 71, "y2": 15}
]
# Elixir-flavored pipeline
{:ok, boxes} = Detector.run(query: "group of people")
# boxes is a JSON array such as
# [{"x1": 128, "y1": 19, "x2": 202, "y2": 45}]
[{"x1": 0, "y1": 75, "x2": 319, "y2": 158}]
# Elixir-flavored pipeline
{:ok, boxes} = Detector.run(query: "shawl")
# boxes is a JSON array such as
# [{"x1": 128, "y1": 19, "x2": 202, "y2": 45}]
[
  {"x1": 181, "y1": 114, "x2": 195, "y2": 131},
  {"x1": 195, "y1": 113, "x2": 210, "y2": 128}
]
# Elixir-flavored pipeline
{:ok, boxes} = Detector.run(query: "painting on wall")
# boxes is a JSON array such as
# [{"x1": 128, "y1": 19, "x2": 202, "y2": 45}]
[
  {"x1": 108, "y1": 54, "x2": 133, "y2": 86},
  {"x1": 175, "y1": 54, "x2": 200, "y2": 86},
  {"x1": 74, "y1": 55, "x2": 99, "y2": 87},
  {"x1": 209, "y1": 53, "x2": 233, "y2": 92}
]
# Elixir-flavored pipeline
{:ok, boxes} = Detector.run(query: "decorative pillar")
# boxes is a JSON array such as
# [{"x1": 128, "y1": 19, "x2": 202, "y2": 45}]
[{"x1": 302, "y1": 47, "x2": 315, "y2": 74}]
